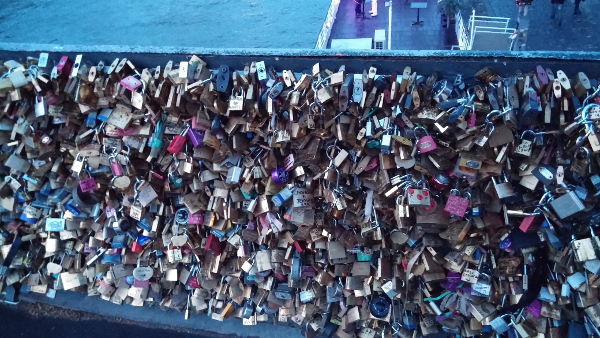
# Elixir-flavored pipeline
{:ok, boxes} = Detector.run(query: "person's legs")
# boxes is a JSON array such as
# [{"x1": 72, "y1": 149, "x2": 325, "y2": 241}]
[
  {"x1": 574, "y1": 0, "x2": 582, "y2": 15},
  {"x1": 551, "y1": 3, "x2": 557, "y2": 19},
  {"x1": 557, "y1": 4, "x2": 562, "y2": 25}
]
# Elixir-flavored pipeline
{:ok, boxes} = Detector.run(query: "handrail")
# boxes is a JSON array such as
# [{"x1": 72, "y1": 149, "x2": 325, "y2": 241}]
[{"x1": 315, "y1": 0, "x2": 341, "y2": 49}]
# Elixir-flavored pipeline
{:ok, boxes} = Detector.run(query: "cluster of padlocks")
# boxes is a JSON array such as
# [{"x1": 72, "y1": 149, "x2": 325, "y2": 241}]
[{"x1": 1, "y1": 53, "x2": 600, "y2": 337}]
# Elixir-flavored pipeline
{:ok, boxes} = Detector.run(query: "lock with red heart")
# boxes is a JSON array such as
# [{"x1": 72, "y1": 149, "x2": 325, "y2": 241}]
[{"x1": 407, "y1": 180, "x2": 431, "y2": 206}]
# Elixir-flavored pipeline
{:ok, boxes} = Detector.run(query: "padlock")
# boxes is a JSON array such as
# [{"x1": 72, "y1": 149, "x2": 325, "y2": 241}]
[
  {"x1": 167, "y1": 124, "x2": 190, "y2": 154},
  {"x1": 414, "y1": 126, "x2": 437, "y2": 153},
  {"x1": 369, "y1": 294, "x2": 390, "y2": 318},
  {"x1": 403, "y1": 311, "x2": 418, "y2": 329},
  {"x1": 519, "y1": 214, "x2": 544, "y2": 233},
  {"x1": 492, "y1": 172, "x2": 516, "y2": 199},
  {"x1": 406, "y1": 181, "x2": 431, "y2": 206},
  {"x1": 187, "y1": 128, "x2": 205, "y2": 148},
  {"x1": 443, "y1": 181, "x2": 470, "y2": 219},
  {"x1": 34, "y1": 96, "x2": 47, "y2": 117},
  {"x1": 571, "y1": 146, "x2": 590, "y2": 177},
  {"x1": 180, "y1": 156, "x2": 194, "y2": 175},
  {"x1": 549, "y1": 190, "x2": 585, "y2": 219},
  {"x1": 78, "y1": 169, "x2": 97, "y2": 193},
  {"x1": 515, "y1": 130, "x2": 535, "y2": 157}
]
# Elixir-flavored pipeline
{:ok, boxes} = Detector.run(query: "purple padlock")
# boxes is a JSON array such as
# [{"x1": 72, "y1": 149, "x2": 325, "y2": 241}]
[
  {"x1": 79, "y1": 177, "x2": 97, "y2": 193},
  {"x1": 271, "y1": 167, "x2": 289, "y2": 185},
  {"x1": 120, "y1": 75, "x2": 143, "y2": 91},
  {"x1": 188, "y1": 128, "x2": 205, "y2": 148},
  {"x1": 526, "y1": 299, "x2": 542, "y2": 317}
]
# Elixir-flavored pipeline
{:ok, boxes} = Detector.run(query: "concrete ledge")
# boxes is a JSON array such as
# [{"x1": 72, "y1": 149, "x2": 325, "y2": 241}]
[
  {"x1": 2, "y1": 42, "x2": 600, "y2": 60},
  {"x1": 2, "y1": 44, "x2": 600, "y2": 79},
  {"x1": 19, "y1": 290, "x2": 303, "y2": 338}
]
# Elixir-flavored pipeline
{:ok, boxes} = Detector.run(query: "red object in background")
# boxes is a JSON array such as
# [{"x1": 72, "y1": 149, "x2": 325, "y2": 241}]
[
  {"x1": 206, "y1": 234, "x2": 223, "y2": 256},
  {"x1": 57, "y1": 56, "x2": 73, "y2": 78},
  {"x1": 189, "y1": 277, "x2": 201, "y2": 288}
]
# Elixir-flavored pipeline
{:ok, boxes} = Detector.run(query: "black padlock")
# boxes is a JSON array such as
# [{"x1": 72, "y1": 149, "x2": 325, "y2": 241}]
[{"x1": 369, "y1": 294, "x2": 390, "y2": 318}]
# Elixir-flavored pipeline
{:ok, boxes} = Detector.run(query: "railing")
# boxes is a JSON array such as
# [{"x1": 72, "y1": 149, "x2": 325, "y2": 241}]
[
  {"x1": 455, "y1": 11, "x2": 471, "y2": 50},
  {"x1": 469, "y1": 13, "x2": 513, "y2": 50},
  {"x1": 315, "y1": 0, "x2": 341, "y2": 49}
]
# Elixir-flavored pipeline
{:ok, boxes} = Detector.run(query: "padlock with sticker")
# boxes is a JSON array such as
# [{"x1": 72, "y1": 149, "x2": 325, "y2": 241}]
[
  {"x1": 515, "y1": 130, "x2": 536, "y2": 157},
  {"x1": 414, "y1": 126, "x2": 437, "y2": 153},
  {"x1": 443, "y1": 180, "x2": 470, "y2": 219},
  {"x1": 407, "y1": 180, "x2": 431, "y2": 206}
]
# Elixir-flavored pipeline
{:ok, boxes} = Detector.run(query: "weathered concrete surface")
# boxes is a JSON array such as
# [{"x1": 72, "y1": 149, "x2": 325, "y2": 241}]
[
  {"x1": 19, "y1": 290, "x2": 303, "y2": 338},
  {"x1": 0, "y1": 0, "x2": 330, "y2": 49}
]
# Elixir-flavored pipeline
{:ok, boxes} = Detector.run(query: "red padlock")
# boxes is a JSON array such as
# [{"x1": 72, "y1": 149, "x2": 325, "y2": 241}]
[
  {"x1": 131, "y1": 240, "x2": 144, "y2": 253},
  {"x1": 519, "y1": 214, "x2": 544, "y2": 233},
  {"x1": 167, "y1": 125, "x2": 191, "y2": 154},
  {"x1": 57, "y1": 56, "x2": 73, "y2": 78},
  {"x1": 206, "y1": 234, "x2": 224, "y2": 257}
]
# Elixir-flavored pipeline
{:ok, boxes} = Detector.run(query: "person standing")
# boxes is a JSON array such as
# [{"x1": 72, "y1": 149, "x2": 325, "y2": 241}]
[
  {"x1": 551, "y1": 0, "x2": 565, "y2": 25},
  {"x1": 355, "y1": 0, "x2": 365, "y2": 17},
  {"x1": 574, "y1": 0, "x2": 583, "y2": 15}
]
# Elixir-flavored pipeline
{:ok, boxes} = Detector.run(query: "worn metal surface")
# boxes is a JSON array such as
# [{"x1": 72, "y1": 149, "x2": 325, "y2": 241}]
[{"x1": 1, "y1": 43, "x2": 600, "y2": 77}]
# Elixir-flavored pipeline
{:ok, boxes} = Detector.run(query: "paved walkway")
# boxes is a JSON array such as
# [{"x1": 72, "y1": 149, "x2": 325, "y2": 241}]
[
  {"x1": 329, "y1": 0, "x2": 457, "y2": 49},
  {"x1": 478, "y1": 0, "x2": 600, "y2": 51}
]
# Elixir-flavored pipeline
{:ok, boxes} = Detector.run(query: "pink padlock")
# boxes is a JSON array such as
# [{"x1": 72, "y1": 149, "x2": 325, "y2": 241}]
[
  {"x1": 468, "y1": 111, "x2": 477, "y2": 127},
  {"x1": 415, "y1": 126, "x2": 437, "y2": 153},
  {"x1": 79, "y1": 177, "x2": 97, "y2": 193},
  {"x1": 444, "y1": 194, "x2": 470, "y2": 219},
  {"x1": 120, "y1": 75, "x2": 143, "y2": 91},
  {"x1": 131, "y1": 241, "x2": 144, "y2": 253},
  {"x1": 364, "y1": 156, "x2": 379, "y2": 171},
  {"x1": 191, "y1": 116, "x2": 208, "y2": 131},
  {"x1": 109, "y1": 155, "x2": 123, "y2": 177},
  {"x1": 189, "y1": 212, "x2": 204, "y2": 225}
]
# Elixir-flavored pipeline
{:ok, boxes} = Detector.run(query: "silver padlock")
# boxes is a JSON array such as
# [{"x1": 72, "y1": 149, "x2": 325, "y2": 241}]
[
  {"x1": 492, "y1": 172, "x2": 516, "y2": 199},
  {"x1": 226, "y1": 158, "x2": 243, "y2": 184},
  {"x1": 549, "y1": 190, "x2": 585, "y2": 219},
  {"x1": 571, "y1": 146, "x2": 591, "y2": 177},
  {"x1": 34, "y1": 96, "x2": 47, "y2": 117}
]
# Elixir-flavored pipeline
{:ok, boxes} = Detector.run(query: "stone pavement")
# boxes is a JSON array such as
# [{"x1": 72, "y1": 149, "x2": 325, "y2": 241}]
[
  {"x1": 329, "y1": 0, "x2": 458, "y2": 49},
  {"x1": 478, "y1": 0, "x2": 600, "y2": 51},
  {"x1": 330, "y1": 0, "x2": 599, "y2": 51}
]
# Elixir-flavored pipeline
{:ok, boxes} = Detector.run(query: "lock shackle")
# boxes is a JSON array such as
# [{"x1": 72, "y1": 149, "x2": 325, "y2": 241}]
[
  {"x1": 133, "y1": 177, "x2": 144, "y2": 200},
  {"x1": 537, "y1": 190, "x2": 554, "y2": 207},
  {"x1": 102, "y1": 145, "x2": 118, "y2": 157},
  {"x1": 179, "y1": 124, "x2": 191, "y2": 136},
  {"x1": 578, "y1": 102, "x2": 600, "y2": 120},
  {"x1": 325, "y1": 144, "x2": 342, "y2": 165},
  {"x1": 396, "y1": 192, "x2": 407, "y2": 204},
  {"x1": 485, "y1": 110, "x2": 503, "y2": 124},
  {"x1": 416, "y1": 179, "x2": 428, "y2": 190},
  {"x1": 309, "y1": 101, "x2": 323, "y2": 115},
  {"x1": 583, "y1": 86, "x2": 600, "y2": 106},
  {"x1": 135, "y1": 74, "x2": 147, "y2": 96},
  {"x1": 169, "y1": 159, "x2": 181, "y2": 176},
  {"x1": 520, "y1": 130, "x2": 537, "y2": 140},
  {"x1": 575, "y1": 146, "x2": 591, "y2": 161},
  {"x1": 413, "y1": 125, "x2": 429, "y2": 139}
]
